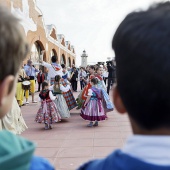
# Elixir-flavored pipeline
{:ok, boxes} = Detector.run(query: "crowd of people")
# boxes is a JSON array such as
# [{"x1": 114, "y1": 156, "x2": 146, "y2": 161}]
[
  {"x1": 23, "y1": 55, "x2": 115, "y2": 128},
  {"x1": 8, "y1": 46, "x2": 116, "y2": 131},
  {"x1": 0, "y1": 1, "x2": 170, "y2": 170}
]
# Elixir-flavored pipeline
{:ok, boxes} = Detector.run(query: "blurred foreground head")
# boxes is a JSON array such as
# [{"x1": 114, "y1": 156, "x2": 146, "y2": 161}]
[
  {"x1": 0, "y1": 6, "x2": 29, "y2": 118},
  {"x1": 113, "y1": 2, "x2": 170, "y2": 131}
]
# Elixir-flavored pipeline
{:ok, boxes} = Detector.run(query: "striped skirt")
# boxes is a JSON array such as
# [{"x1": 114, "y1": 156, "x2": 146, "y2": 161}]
[{"x1": 63, "y1": 90, "x2": 77, "y2": 110}]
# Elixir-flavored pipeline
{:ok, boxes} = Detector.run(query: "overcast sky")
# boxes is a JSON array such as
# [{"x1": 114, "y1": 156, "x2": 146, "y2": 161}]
[{"x1": 37, "y1": 0, "x2": 162, "y2": 66}]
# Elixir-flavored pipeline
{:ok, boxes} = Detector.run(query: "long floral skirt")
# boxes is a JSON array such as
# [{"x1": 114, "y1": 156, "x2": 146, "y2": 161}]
[{"x1": 35, "y1": 100, "x2": 61, "y2": 124}]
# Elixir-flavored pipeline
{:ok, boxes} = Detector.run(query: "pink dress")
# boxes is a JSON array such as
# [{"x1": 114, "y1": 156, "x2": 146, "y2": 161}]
[
  {"x1": 35, "y1": 90, "x2": 61, "y2": 124},
  {"x1": 80, "y1": 87, "x2": 107, "y2": 121}
]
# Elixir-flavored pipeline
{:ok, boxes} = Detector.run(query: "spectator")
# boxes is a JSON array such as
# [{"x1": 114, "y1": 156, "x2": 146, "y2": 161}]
[
  {"x1": 107, "y1": 61, "x2": 116, "y2": 94},
  {"x1": 78, "y1": 67, "x2": 87, "y2": 90},
  {"x1": 70, "y1": 67, "x2": 78, "y2": 92},
  {"x1": 78, "y1": 2, "x2": 170, "y2": 170},
  {"x1": 24, "y1": 60, "x2": 39, "y2": 103},
  {"x1": 37, "y1": 69, "x2": 45, "y2": 91},
  {"x1": 0, "y1": 6, "x2": 54, "y2": 170}
]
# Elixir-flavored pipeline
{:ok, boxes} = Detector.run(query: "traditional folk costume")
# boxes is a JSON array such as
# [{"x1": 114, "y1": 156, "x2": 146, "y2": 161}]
[
  {"x1": 41, "y1": 61, "x2": 77, "y2": 110},
  {"x1": 95, "y1": 74, "x2": 114, "y2": 112},
  {"x1": 76, "y1": 75, "x2": 95, "y2": 109},
  {"x1": 81, "y1": 86, "x2": 107, "y2": 121},
  {"x1": 61, "y1": 79, "x2": 77, "y2": 110},
  {"x1": 0, "y1": 98, "x2": 27, "y2": 134},
  {"x1": 50, "y1": 84, "x2": 70, "y2": 119},
  {"x1": 35, "y1": 90, "x2": 61, "y2": 128},
  {"x1": 41, "y1": 61, "x2": 63, "y2": 85},
  {"x1": 62, "y1": 71, "x2": 70, "y2": 82}
]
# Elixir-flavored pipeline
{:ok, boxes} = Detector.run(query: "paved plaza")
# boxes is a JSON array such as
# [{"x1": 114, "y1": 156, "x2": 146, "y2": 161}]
[{"x1": 21, "y1": 90, "x2": 132, "y2": 170}]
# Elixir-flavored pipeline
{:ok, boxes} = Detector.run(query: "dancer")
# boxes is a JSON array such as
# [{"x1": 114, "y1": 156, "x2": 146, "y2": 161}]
[
  {"x1": 35, "y1": 81, "x2": 61, "y2": 129},
  {"x1": 95, "y1": 66, "x2": 107, "y2": 91},
  {"x1": 50, "y1": 75, "x2": 70, "y2": 119},
  {"x1": 81, "y1": 78, "x2": 107, "y2": 127},
  {"x1": 76, "y1": 65, "x2": 95, "y2": 109},
  {"x1": 95, "y1": 66, "x2": 114, "y2": 112},
  {"x1": 0, "y1": 98, "x2": 27, "y2": 134},
  {"x1": 61, "y1": 64, "x2": 70, "y2": 83},
  {"x1": 39, "y1": 51, "x2": 63, "y2": 85},
  {"x1": 38, "y1": 52, "x2": 77, "y2": 110}
]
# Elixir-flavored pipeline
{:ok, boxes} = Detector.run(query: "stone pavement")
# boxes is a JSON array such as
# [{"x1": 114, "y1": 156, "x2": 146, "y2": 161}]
[{"x1": 21, "y1": 89, "x2": 132, "y2": 170}]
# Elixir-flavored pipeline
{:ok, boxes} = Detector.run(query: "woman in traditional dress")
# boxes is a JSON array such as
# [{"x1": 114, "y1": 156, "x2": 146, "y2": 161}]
[
  {"x1": 50, "y1": 75, "x2": 70, "y2": 119},
  {"x1": 35, "y1": 81, "x2": 61, "y2": 130},
  {"x1": 81, "y1": 78, "x2": 107, "y2": 127},
  {"x1": 76, "y1": 65, "x2": 96, "y2": 109}
]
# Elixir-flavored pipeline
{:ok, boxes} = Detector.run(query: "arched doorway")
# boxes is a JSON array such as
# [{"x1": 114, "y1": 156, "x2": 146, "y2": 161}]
[
  {"x1": 31, "y1": 41, "x2": 45, "y2": 70},
  {"x1": 73, "y1": 59, "x2": 75, "y2": 65},
  {"x1": 31, "y1": 41, "x2": 42, "y2": 63},
  {"x1": 50, "y1": 49, "x2": 57, "y2": 58},
  {"x1": 68, "y1": 57, "x2": 71, "y2": 67},
  {"x1": 61, "y1": 54, "x2": 66, "y2": 64}
]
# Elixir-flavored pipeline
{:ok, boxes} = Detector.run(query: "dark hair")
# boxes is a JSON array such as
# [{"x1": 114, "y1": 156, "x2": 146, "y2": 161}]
[
  {"x1": 95, "y1": 67, "x2": 101, "y2": 72},
  {"x1": 42, "y1": 81, "x2": 48, "y2": 90},
  {"x1": 89, "y1": 65, "x2": 95, "y2": 70},
  {"x1": 51, "y1": 56, "x2": 58, "y2": 63},
  {"x1": 0, "y1": 6, "x2": 29, "y2": 82},
  {"x1": 112, "y1": 2, "x2": 170, "y2": 130},
  {"x1": 55, "y1": 75, "x2": 61, "y2": 82},
  {"x1": 61, "y1": 64, "x2": 65, "y2": 69},
  {"x1": 91, "y1": 78, "x2": 98, "y2": 85}
]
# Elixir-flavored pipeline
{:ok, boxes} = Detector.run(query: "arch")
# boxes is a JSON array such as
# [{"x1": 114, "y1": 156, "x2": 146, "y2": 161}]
[
  {"x1": 31, "y1": 40, "x2": 46, "y2": 71},
  {"x1": 68, "y1": 57, "x2": 71, "y2": 67},
  {"x1": 50, "y1": 49, "x2": 57, "y2": 58},
  {"x1": 61, "y1": 54, "x2": 66, "y2": 64}
]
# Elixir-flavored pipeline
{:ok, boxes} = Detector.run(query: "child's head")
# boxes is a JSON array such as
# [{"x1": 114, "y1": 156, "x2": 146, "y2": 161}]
[
  {"x1": 55, "y1": 75, "x2": 61, "y2": 83},
  {"x1": 0, "y1": 7, "x2": 29, "y2": 118},
  {"x1": 61, "y1": 64, "x2": 66, "y2": 73},
  {"x1": 96, "y1": 67, "x2": 103, "y2": 75},
  {"x1": 42, "y1": 81, "x2": 49, "y2": 90},
  {"x1": 90, "y1": 78, "x2": 98, "y2": 86},
  {"x1": 89, "y1": 65, "x2": 95, "y2": 74},
  {"x1": 112, "y1": 2, "x2": 170, "y2": 132}
]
